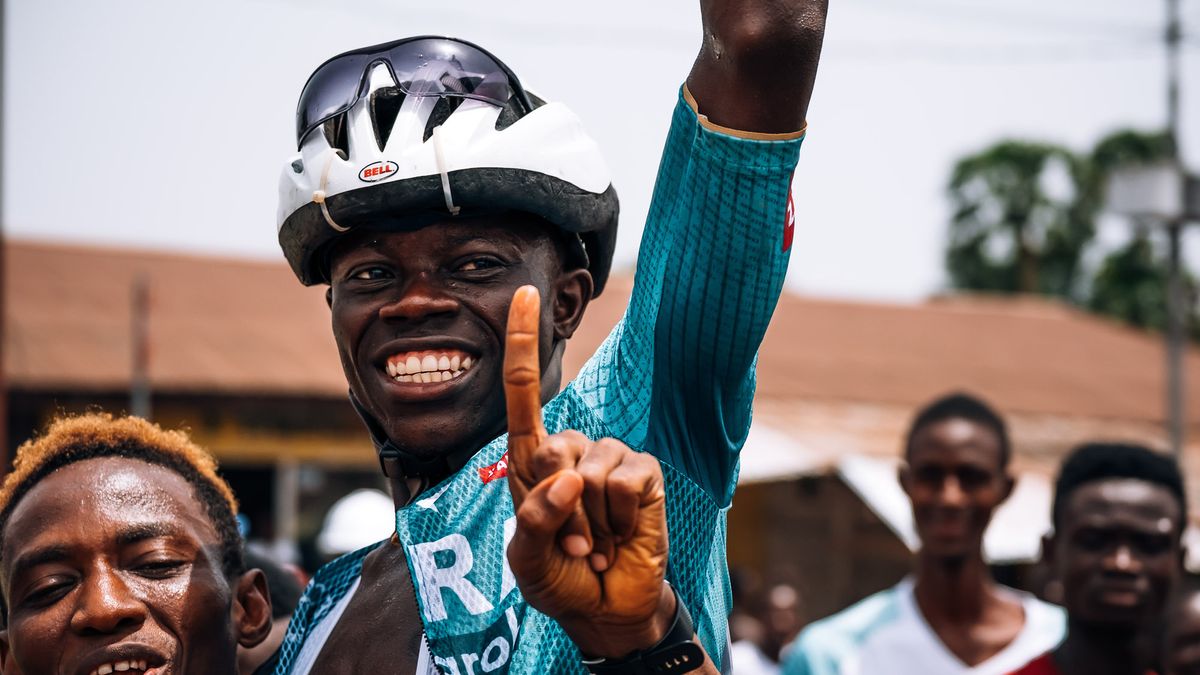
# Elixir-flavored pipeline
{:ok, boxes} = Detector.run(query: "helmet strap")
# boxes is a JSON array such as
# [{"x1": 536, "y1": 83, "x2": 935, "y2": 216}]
[
  {"x1": 315, "y1": 149, "x2": 351, "y2": 232},
  {"x1": 431, "y1": 126, "x2": 461, "y2": 216},
  {"x1": 347, "y1": 391, "x2": 477, "y2": 493}
]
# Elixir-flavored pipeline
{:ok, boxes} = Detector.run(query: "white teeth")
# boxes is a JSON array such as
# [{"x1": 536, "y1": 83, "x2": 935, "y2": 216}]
[
  {"x1": 389, "y1": 352, "x2": 475, "y2": 383},
  {"x1": 99, "y1": 666, "x2": 113, "y2": 675},
  {"x1": 115, "y1": 662, "x2": 131, "y2": 672}
]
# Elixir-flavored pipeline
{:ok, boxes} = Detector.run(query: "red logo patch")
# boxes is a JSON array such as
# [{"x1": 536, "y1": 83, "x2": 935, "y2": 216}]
[
  {"x1": 358, "y1": 160, "x2": 398, "y2": 183},
  {"x1": 479, "y1": 452, "x2": 509, "y2": 484},
  {"x1": 783, "y1": 181, "x2": 796, "y2": 252}
]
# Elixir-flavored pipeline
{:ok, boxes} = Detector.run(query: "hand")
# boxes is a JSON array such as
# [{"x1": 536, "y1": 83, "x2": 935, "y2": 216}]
[
  {"x1": 503, "y1": 285, "x2": 673, "y2": 658},
  {"x1": 687, "y1": 0, "x2": 829, "y2": 132}
]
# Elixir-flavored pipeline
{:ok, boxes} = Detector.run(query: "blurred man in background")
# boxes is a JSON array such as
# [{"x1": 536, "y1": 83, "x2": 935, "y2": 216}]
[
  {"x1": 1009, "y1": 443, "x2": 1186, "y2": 675},
  {"x1": 783, "y1": 393, "x2": 1064, "y2": 675},
  {"x1": 0, "y1": 413, "x2": 272, "y2": 675}
]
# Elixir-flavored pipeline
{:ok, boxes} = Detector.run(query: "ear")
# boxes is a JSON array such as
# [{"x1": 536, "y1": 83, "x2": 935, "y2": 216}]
[
  {"x1": 325, "y1": 287, "x2": 334, "y2": 309},
  {"x1": 998, "y1": 472, "x2": 1016, "y2": 504},
  {"x1": 898, "y1": 463, "x2": 914, "y2": 499},
  {"x1": 1041, "y1": 532, "x2": 1057, "y2": 570},
  {"x1": 232, "y1": 569, "x2": 273, "y2": 649},
  {"x1": 551, "y1": 268, "x2": 593, "y2": 341}
]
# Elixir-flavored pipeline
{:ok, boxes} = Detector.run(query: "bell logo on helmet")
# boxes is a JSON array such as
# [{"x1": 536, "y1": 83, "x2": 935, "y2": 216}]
[{"x1": 359, "y1": 160, "x2": 399, "y2": 183}]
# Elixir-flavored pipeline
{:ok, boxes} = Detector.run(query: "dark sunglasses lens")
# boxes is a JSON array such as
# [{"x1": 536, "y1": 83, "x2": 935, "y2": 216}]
[
  {"x1": 295, "y1": 38, "x2": 520, "y2": 147},
  {"x1": 295, "y1": 53, "x2": 371, "y2": 145},
  {"x1": 385, "y1": 38, "x2": 515, "y2": 107}
]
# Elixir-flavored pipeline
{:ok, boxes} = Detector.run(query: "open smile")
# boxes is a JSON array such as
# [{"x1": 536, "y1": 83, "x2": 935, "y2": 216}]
[
  {"x1": 89, "y1": 660, "x2": 151, "y2": 675},
  {"x1": 384, "y1": 349, "x2": 476, "y2": 384},
  {"x1": 78, "y1": 644, "x2": 169, "y2": 675}
]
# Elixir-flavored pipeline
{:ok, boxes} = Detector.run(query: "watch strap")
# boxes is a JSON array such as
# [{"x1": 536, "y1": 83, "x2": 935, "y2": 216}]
[{"x1": 581, "y1": 584, "x2": 705, "y2": 675}]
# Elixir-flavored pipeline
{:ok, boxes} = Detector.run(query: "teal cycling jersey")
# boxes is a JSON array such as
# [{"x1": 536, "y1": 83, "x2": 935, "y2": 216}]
[{"x1": 273, "y1": 86, "x2": 805, "y2": 675}]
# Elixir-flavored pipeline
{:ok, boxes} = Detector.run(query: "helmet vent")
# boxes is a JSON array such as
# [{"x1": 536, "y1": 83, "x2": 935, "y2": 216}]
[
  {"x1": 422, "y1": 97, "x2": 464, "y2": 142},
  {"x1": 369, "y1": 87, "x2": 406, "y2": 151},
  {"x1": 322, "y1": 116, "x2": 350, "y2": 159}
]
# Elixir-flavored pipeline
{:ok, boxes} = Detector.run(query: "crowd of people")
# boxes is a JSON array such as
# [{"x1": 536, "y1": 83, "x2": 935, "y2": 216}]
[{"x1": 0, "y1": 0, "x2": 1193, "y2": 673}]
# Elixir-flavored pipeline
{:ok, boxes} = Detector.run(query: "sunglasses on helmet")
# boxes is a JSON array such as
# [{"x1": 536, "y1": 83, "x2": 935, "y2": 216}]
[{"x1": 295, "y1": 36, "x2": 535, "y2": 149}]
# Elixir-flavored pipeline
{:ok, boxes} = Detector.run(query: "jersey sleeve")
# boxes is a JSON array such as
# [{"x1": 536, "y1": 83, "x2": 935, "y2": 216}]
[{"x1": 570, "y1": 85, "x2": 804, "y2": 505}]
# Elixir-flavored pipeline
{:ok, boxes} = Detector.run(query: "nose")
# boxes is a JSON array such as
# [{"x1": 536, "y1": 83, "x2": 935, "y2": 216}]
[
  {"x1": 937, "y1": 475, "x2": 967, "y2": 507},
  {"x1": 1105, "y1": 542, "x2": 1140, "y2": 574},
  {"x1": 378, "y1": 272, "x2": 460, "y2": 321},
  {"x1": 68, "y1": 568, "x2": 147, "y2": 636}
]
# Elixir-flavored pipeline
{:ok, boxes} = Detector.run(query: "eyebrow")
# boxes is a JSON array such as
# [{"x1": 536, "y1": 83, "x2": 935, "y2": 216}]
[
  {"x1": 9, "y1": 545, "x2": 71, "y2": 579},
  {"x1": 115, "y1": 522, "x2": 184, "y2": 547}
]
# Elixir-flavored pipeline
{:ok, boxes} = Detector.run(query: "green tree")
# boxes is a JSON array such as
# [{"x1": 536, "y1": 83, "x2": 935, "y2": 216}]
[
  {"x1": 946, "y1": 141, "x2": 1095, "y2": 299},
  {"x1": 1087, "y1": 233, "x2": 1171, "y2": 331}
]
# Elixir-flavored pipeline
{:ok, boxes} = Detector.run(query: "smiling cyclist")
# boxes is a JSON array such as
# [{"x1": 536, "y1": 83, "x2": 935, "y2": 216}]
[{"x1": 266, "y1": 1, "x2": 828, "y2": 673}]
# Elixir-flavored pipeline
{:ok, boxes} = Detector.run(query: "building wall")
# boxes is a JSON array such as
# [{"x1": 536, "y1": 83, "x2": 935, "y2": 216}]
[{"x1": 728, "y1": 476, "x2": 911, "y2": 622}]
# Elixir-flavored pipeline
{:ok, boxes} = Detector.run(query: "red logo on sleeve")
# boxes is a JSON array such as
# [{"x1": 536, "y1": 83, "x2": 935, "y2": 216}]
[
  {"x1": 479, "y1": 452, "x2": 509, "y2": 484},
  {"x1": 783, "y1": 187, "x2": 795, "y2": 252}
]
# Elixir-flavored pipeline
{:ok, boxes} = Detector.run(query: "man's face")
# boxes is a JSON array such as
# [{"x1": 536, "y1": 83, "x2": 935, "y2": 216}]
[
  {"x1": 326, "y1": 215, "x2": 590, "y2": 459},
  {"x1": 0, "y1": 457, "x2": 267, "y2": 675},
  {"x1": 901, "y1": 418, "x2": 1012, "y2": 561},
  {"x1": 1168, "y1": 591, "x2": 1200, "y2": 675},
  {"x1": 1051, "y1": 478, "x2": 1182, "y2": 631}
]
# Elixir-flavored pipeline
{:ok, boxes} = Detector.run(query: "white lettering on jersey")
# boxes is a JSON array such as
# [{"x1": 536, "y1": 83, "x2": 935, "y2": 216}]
[{"x1": 410, "y1": 534, "x2": 495, "y2": 621}]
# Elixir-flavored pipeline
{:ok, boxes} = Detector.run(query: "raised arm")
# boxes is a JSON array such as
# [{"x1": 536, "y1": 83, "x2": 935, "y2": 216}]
[
  {"x1": 574, "y1": 0, "x2": 828, "y2": 504},
  {"x1": 687, "y1": 0, "x2": 828, "y2": 132}
]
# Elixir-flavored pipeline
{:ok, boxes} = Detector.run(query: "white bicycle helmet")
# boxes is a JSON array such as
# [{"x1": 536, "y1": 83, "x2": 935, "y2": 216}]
[{"x1": 277, "y1": 36, "x2": 619, "y2": 295}]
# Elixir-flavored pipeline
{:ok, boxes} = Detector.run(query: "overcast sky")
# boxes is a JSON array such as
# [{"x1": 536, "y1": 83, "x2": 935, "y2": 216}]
[{"x1": 4, "y1": 0, "x2": 1198, "y2": 301}]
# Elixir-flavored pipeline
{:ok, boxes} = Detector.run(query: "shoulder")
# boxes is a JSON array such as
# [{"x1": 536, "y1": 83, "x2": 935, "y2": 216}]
[
  {"x1": 784, "y1": 585, "x2": 905, "y2": 670},
  {"x1": 1015, "y1": 592, "x2": 1067, "y2": 649}
]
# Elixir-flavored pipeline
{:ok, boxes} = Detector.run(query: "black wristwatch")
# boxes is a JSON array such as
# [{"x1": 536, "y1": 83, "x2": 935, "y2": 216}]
[{"x1": 581, "y1": 584, "x2": 705, "y2": 675}]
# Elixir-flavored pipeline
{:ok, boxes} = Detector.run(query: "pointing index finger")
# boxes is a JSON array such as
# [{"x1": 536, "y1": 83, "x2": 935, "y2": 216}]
[{"x1": 504, "y1": 285, "x2": 546, "y2": 497}]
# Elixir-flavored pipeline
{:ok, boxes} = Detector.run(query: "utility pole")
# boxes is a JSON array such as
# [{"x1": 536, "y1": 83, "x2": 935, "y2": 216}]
[
  {"x1": 1165, "y1": 0, "x2": 1185, "y2": 454},
  {"x1": 131, "y1": 275, "x2": 152, "y2": 419}
]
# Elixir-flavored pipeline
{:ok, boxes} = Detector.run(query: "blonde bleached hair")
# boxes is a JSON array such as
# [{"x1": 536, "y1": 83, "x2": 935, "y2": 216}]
[{"x1": 0, "y1": 413, "x2": 243, "y2": 576}]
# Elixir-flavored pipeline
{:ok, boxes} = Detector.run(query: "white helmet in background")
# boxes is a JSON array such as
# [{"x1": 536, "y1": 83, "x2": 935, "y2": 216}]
[
  {"x1": 316, "y1": 488, "x2": 396, "y2": 557},
  {"x1": 277, "y1": 36, "x2": 619, "y2": 294}
]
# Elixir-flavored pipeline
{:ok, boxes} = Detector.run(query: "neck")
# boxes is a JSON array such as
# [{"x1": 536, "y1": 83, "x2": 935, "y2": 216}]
[
  {"x1": 1053, "y1": 620, "x2": 1154, "y2": 675},
  {"x1": 913, "y1": 549, "x2": 996, "y2": 621}
]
